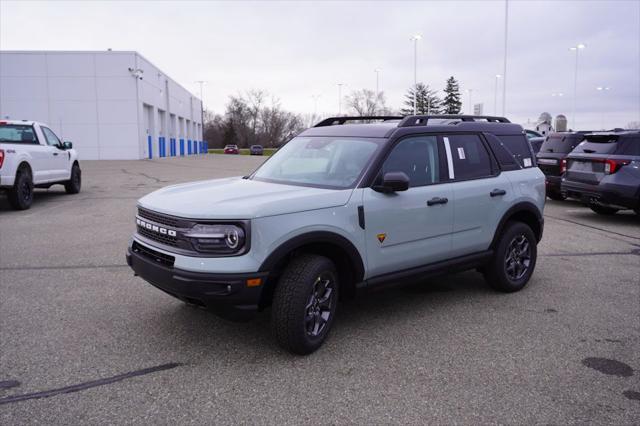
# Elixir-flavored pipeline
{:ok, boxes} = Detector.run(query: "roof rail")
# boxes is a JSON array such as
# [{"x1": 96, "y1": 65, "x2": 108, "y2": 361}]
[
  {"x1": 398, "y1": 114, "x2": 510, "y2": 127},
  {"x1": 313, "y1": 116, "x2": 404, "y2": 127}
]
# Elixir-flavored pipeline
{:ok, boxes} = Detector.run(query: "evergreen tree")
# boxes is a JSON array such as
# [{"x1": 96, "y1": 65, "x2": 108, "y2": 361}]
[
  {"x1": 401, "y1": 83, "x2": 441, "y2": 115},
  {"x1": 442, "y1": 76, "x2": 462, "y2": 114}
]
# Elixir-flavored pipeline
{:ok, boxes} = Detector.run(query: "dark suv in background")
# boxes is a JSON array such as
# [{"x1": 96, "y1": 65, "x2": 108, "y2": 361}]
[
  {"x1": 536, "y1": 132, "x2": 589, "y2": 200},
  {"x1": 562, "y1": 131, "x2": 640, "y2": 215}
]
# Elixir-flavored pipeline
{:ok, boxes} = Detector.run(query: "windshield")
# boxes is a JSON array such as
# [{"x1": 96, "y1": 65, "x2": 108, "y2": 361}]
[{"x1": 252, "y1": 136, "x2": 383, "y2": 189}]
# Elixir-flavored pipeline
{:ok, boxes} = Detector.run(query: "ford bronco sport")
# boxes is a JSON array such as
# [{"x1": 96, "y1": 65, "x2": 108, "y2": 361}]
[{"x1": 126, "y1": 115, "x2": 545, "y2": 354}]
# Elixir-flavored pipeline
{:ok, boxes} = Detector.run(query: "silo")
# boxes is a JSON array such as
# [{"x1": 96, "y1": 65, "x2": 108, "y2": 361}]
[{"x1": 555, "y1": 115, "x2": 568, "y2": 132}]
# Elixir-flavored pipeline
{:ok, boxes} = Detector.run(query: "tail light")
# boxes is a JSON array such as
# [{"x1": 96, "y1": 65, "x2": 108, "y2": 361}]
[
  {"x1": 560, "y1": 158, "x2": 567, "y2": 174},
  {"x1": 604, "y1": 159, "x2": 630, "y2": 174},
  {"x1": 0, "y1": 149, "x2": 4, "y2": 169}
]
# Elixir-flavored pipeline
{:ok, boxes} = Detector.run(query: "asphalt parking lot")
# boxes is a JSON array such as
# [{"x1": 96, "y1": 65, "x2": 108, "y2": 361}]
[{"x1": 1, "y1": 155, "x2": 639, "y2": 424}]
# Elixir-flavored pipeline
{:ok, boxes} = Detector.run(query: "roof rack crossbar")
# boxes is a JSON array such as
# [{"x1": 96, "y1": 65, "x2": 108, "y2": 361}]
[
  {"x1": 398, "y1": 115, "x2": 510, "y2": 127},
  {"x1": 313, "y1": 116, "x2": 404, "y2": 127}
]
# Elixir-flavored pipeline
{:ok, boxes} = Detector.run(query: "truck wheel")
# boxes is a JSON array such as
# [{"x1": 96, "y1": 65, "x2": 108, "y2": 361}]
[
  {"x1": 484, "y1": 221, "x2": 537, "y2": 293},
  {"x1": 271, "y1": 254, "x2": 339, "y2": 355},
  {"x1": 589, "y1": 205, "x2": 618, "y2": 215},
  {"x1": 547, "y1": 191, "x2": 566, "y2": 201},
  {"x1": 8, "y1": 167, "x2": 34, "y2": 210},
  {"x1": 65, "y1": 163, "x2": 81, "y2": 194}
]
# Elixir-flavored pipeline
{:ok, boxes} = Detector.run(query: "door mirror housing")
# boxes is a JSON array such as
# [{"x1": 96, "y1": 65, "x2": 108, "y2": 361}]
[
  {"x1": 62, "y1": 141, "x2": 73, "y2": 150},
  {"x1": 373, "y1": 171, "x2": 410, "y2": 193}
]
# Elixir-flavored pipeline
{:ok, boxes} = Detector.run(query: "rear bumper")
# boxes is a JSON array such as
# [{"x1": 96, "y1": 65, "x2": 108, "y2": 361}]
[
  {"x1": 561, "y1": 180, "x2": 637, "y2": 210},
  {"x1": 126, "y1": 246, "x2": 268, "y2": 321},
  {"x1": 544, "y1": 175, "x2": 562, "y2": 193}
]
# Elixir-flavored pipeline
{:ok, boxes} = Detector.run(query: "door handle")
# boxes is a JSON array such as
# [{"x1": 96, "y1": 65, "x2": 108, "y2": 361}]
[
  {"x1": 53, "y1": 152, "x2": 59, "y2": 156},
  {"x1": 490, "y1": 189, "x2": 506, "y2": 197},
  {"x1": 427, "y1": 197, "x2": 448, "y2": 206}
]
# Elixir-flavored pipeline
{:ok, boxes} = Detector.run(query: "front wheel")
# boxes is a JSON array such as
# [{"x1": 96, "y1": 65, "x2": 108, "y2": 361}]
[
  {"x1": 589, "y1": 205, "x2": 618, "y2": 215},
  {"x1": 8, "y1": 168, "x2": 34, "y2": 210},
  {"x1": 271, "y1": 254, "x2": 339, "y2": 355},
  {"x1": 484, "y1": 221, "x2": 537, "y2": 292},
  {"x1": 65, "y1": 163, "x2": 81, "y2": 194}
]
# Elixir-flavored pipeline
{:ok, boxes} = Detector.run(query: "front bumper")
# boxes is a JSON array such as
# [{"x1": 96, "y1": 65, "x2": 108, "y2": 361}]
[
  {"x1": 126, "y1": 245, "x2": 269, "y2": 321},
  {"x1": 561, "y1": 180, "x2": 637, "y2": 210}
]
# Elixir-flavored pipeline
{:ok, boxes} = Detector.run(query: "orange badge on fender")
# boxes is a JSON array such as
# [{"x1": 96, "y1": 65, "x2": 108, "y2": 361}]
[{"x1": 377, "y1": 233, "x2": 386, "y2": 243}]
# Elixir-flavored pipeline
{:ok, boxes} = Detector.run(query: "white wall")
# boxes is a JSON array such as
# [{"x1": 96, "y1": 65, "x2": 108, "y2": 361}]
[{"x1": 0, "y1": 51, "x2": 203, "y2": 160}]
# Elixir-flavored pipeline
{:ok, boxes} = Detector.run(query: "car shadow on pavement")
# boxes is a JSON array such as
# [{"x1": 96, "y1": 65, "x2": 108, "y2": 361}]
[
  {"x1": 141, "y1": 270, "x2": 494, "y2": 359},
  {"x1": 0, "y1": 188, "x2": 70, "y2": 212}
]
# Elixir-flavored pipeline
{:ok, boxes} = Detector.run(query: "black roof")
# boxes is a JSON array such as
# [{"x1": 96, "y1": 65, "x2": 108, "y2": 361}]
[{"x1": 299, "y1": 115, "x2": 525, "y2": 138}]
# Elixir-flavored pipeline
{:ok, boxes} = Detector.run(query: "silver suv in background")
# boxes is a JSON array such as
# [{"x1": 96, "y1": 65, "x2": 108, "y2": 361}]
[
  {"x1": 126, "y1": 115, "x2": 545, "y2": 354},
  {"x1": 562, "y1": 131, "x2": 640, "y2": 215}
]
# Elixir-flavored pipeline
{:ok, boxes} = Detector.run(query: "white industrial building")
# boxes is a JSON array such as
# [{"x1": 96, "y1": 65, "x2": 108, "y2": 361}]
[{"x1": 0, "y1": 50, "x2": 205, "y2": 160}]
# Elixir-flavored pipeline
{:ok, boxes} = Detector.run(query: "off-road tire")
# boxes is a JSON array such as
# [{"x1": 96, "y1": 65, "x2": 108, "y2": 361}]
[
  {"x1": 271, "y1": 254, "x2": 339, "y2": 355},
  {"x1": 8, "y1": 167, "x2": 34, "y2": 210},
  {"x1": 589, "y1": 205, "x2": 618, "y2": 215},
  {"x1": 65, "y1": 163, "x2": 81, "y2": 194},
  {"x1": 484, "y1": 221, "x2": 537, "y2": 293}
]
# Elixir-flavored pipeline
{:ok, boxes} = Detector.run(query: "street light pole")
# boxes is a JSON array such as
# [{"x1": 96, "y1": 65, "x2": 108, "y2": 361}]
[
  {"x1": 596, "y1": 86, "x2": 611, "y2": 130},
  {"x1": 466, "y1": 89, "x2": 474, "y2": 115},
  {"x1": 569, "y1": 43, "x2": 586, "y2": 130},
  {"x1": 410, "y1": 34, "x2": 422, "y2": 114},
  {"x1": 374, "y1": 68, "x2": 381, "y2": 97},
  {"x1": 494, "y1": 74, "x2": 501, "y2": 115},
  {"x1": 337, "y1": 83, "x2": 343, "y2": 115},
  {"x1": 501, "y1": 0, "x2": 509, "y2": 116},
  {"x1": 311, "y1": 94, "x2": 321, "y2": 116},
  {"x1": 195, "y1": 80, "x2": 206, "y2": 144}
]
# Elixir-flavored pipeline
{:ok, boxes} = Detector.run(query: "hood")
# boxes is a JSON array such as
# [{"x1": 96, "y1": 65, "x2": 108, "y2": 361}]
[{"x1": 138, "y1": 177, "x2": 354, "y2": 219}]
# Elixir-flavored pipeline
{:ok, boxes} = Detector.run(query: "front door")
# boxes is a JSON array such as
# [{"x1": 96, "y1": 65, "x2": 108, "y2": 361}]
[
  {"x1": 363, "y1": 135, "x2": 454, "y2": 278},
  {"x1": 40, "y1": 126, "x2": 69, "y2": 181}
]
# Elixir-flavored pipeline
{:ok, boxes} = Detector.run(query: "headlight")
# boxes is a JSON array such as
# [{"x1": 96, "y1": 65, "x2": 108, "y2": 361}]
[{"x1": 184, "y1": 223, "x2": 246, "y2": 254}]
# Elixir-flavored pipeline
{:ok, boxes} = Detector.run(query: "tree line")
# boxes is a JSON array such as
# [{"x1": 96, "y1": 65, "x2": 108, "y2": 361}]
[{"x1": 204, "y1": 77, "x2": 463, "y2": 148}]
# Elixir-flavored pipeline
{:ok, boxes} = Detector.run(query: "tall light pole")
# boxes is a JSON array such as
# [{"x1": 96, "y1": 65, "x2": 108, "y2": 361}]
[
  {"x1": 410, "y1": 34, "x2": 422, "y2": 114},
  {"x1": 569, "y1": 43, "x2": 586, "y2": 130},
  {"x1": 337, "y1": 83, "x2": 344, "y2": 115},
  {"x1": 596, "y1": 86, "x2": 611, "y2": 130},
  {"x1": 374, "y1": 68, "x2": 381, "y2": 97},
  {"x1": 494, "y1": 74, "x2": 502, "y2": 115},
  {"x1": 311, "y1": 94, "x2": 321, "y2": 116},
  {"x1": 466, "y1": 89, "x2": 474, "y2": 115},
  {"x1": 501, "y1": 0, "x2": 509, "y2": 116}
]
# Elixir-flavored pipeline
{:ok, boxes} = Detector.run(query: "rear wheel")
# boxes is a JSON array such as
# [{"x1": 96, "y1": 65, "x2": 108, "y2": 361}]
[
  {"x1": 8, "y1": 167, "x2": 34, "y2": 210},
  {"x1": 271, "y1": 254, "x2": 339, "y2": 355},
  {"x1": 484, "y1": 221, "x2": 537, "y2": 293},
  {"x1": 65, "y1": 163, "x2": 81, "y2": 194},
  {"x1": 589, "y1": 205, "x2": 618, "y2": 215}
]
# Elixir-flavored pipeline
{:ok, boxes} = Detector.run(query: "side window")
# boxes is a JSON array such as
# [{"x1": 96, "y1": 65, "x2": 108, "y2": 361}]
[
  {"x1": 445, "y1": 134, "x2": 493, "y2": 180},
  {"x1": 382, "y1": 136, "x2": 440, "y2": 187},
  {"x1": 41, "y1": 127, "x2": 61, "y2": 147}
]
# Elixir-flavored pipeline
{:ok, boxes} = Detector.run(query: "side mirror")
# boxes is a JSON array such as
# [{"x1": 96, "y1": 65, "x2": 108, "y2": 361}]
[
  {"x1": 373, "y1": 171, "x2": 410, "y2": 193},
  {"x1": 62, "y1": 141, "x2": 73, "y2": 150}
]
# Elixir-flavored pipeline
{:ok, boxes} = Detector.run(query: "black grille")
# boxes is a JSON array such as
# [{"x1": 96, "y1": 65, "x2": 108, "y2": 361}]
[
  {"x1": 137, "y1": 225, "x2": 178, "y2": 247},
  {"x1": 138, "y1": 208, "x2": 180, "y2": 228},
  {"x1": 132, "y1": 241, "x2": 175, "y2": 267}
]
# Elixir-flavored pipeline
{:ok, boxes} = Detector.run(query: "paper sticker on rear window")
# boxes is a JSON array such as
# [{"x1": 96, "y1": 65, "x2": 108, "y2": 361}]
[
  {"x1": 457, "y1": 147, "x2": 466, "y2": 160},
  {"x1": 523, "y1": 158, "x2": 532, "y2": 167}
]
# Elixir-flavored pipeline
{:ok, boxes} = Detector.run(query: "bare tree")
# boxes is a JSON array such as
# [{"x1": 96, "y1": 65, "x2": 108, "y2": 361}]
[{"x1": 345, "y1": 89, "x2": 388, "y2": 116}]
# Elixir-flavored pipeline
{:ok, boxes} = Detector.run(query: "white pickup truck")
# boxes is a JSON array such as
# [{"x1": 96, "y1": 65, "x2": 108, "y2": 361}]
[{"x1": 0, "y1": 120, "x2": 81, "y2": 210}]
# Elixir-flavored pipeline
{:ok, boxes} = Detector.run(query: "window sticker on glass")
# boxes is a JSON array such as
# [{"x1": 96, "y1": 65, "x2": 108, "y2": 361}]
[
  {"x1": 523, "y1": 158, "x2": 532, "y2": 167},
  {"x1": 457, "y1": 147, "x2": 466, "y2": 160}
]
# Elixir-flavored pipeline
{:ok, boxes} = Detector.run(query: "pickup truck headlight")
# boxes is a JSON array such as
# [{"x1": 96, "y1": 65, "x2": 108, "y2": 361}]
[{"x1": 185, "y1": 223, "x2": 246, "y2": 254}]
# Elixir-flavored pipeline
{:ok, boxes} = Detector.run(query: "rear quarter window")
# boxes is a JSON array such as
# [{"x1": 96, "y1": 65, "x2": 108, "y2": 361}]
[{"x1": 496, "y1": 134, "x2": 534, "y2": 167}]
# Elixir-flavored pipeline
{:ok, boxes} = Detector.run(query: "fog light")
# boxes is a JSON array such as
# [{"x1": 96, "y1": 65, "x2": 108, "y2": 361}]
[{"x1": 246, "y1": 278, "x2": 262, "y2": 287}]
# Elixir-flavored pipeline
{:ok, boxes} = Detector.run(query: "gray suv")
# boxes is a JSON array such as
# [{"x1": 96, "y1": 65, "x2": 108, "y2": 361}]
[
  {"x1": 126, "y1": 115, "x2": 545, "y2": 354},
  {"x1": 562, "y1": 130, "x2": 640, "y2": 215}
]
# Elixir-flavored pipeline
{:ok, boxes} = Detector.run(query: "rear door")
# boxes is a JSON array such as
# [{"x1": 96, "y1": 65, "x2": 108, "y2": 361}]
[
  {"x1": 444, "y1": 134, "x2": 514, "y2": 257},
  {"x1": 363, "y1": 134, "x2": 455, "y2": 278}
]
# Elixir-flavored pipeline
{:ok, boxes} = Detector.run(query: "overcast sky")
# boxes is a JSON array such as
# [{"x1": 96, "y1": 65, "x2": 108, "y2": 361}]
[{"x1": 1, "y1": 0, "x2": 639, "y2": 129}]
